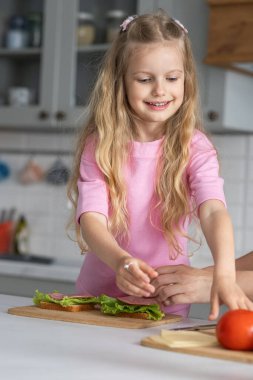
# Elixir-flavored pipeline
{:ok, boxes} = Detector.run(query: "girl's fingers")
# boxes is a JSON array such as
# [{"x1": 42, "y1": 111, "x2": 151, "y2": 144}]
[
  {"x1": 209, "y1": 293, "x2": 219, "y2": 320},
  {"x1": 120, "y1": 276, "x2": 152, "y2": 297},
  {"x1": 127, "y1": 261, "x2": 156, "y2": 286},
  {"x1": 139, "y1": 261, "x2": 158, "y2": 280},
  {"x1": 122, "y1": 265, "x2": 155, "y2": 295}
]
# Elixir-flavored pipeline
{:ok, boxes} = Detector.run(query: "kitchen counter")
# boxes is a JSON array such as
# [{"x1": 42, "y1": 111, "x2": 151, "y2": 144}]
[
  {"x1": 0, "y1": 260, "x2": 80, "y2": 297},
  {"x1": 0, "y1": 258, "x2": 79, "y2": 281},
  {"x1": 1, "y1": 294, "x2": 252, "y2": 380}
]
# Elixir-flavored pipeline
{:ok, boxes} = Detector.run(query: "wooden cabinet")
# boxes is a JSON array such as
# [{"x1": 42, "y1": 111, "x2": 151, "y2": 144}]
[
  {"x1": 157, "y1": 0, "x2": 253, "y2": 132},
  {"x1": 0, "y1": 0, "x2": 155, "y2": 129},
  {"x1": 205, "y1": 0, "x2": 253, "y2": 76}
]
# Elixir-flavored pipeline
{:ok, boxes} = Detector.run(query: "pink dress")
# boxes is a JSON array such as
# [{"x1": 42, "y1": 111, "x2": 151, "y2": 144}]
[{"x1": 75, "y1": 131, "x2": 226, "y2": 317}]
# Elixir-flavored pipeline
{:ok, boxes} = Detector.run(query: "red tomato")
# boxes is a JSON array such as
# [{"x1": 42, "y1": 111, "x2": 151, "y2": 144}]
[{"x1": 216, "y1": 309, "x2": 253, "y2": 350}]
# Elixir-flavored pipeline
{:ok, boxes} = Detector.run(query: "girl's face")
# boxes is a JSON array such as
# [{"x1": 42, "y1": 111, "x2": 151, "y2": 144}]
[{"x1": 125, "y1": 41, "x2": 185, "y2": 141}]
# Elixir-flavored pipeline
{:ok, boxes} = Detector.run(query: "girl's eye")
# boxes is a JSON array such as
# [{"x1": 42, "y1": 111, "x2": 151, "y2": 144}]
[
  {"x1": 167, "y1": 77, "x2": 177, "y2": 82},
  {"x1": 137, "y1": 78, "x2": 151, "y2": 83}
]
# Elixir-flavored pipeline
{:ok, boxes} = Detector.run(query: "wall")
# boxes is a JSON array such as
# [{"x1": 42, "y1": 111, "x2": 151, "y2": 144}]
[
  {"x1": 0, "y1": 130, "x2": 253, "y2": 269},
  {"x1": 0, "y1": 130, "x2": 83, "y2": 267}
]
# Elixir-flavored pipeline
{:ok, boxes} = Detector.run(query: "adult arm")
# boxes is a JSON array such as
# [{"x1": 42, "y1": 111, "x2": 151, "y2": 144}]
[
  {"x1": 235, "y1": 251, "x2": 253, "y2": 270},
  {"x1": 152, "y1": 263, "x2": 253, "y2": 306}
]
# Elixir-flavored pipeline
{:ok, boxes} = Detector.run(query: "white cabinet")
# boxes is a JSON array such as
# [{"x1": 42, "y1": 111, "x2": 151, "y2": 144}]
[
  {"x1": 0, "y1": 0, "x2": 156, "y2": 129},
  {"x1": 157, "y1": 0, "x2": 253, "y2": 132},
  {"x1": 203, "y1": 67, "x2": 253, "y2": 132}
]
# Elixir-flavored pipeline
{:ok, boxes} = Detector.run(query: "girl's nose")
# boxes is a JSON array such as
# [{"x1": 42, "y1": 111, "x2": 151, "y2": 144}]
[{"x1": 152, "y1": 80, "x2": 165, "y2": 97}]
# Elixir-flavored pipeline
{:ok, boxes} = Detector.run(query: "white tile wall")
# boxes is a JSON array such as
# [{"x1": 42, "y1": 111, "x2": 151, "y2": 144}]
[
  {"x1": 0, "y1": 131, "x2": 83, "y2": 267},
  {"x1": 0, "y1": 132, "x2": 253, "y2": 269}
]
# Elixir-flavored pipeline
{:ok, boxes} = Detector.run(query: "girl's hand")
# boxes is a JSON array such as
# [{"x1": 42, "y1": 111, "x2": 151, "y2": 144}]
[
  {"x1": 209, "y1": 276, "x2": 253, "y2": 320},
  {"x1": 115, "y1": 257, "x2": 158, "y2": 297}
]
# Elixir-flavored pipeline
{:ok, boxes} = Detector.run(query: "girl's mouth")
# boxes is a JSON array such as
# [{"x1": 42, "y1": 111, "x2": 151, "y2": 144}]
[{"x1": 145, "y1": 101, "x2": 170, "y2": 110}]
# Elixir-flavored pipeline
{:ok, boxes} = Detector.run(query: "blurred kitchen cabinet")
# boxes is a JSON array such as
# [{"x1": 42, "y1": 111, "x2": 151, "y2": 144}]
[
  {"x1": 205, "y1": 0, "x2": 253, "y2": 76},
  {"x1": 204, "y1": 0, "x2": 253, "y2": 132},
  {"x1": 0, "y1": 0, "x2": 61, "y2": 128},
  {"x1": 0, "y1": 0, "x2": 155, "y2": 129},
  {"x1": 157, "y1": 0, "x2": 253, "y2": 132},
  {"x1": 58, "y1": 0, "x2": 155, "y2": 128}
]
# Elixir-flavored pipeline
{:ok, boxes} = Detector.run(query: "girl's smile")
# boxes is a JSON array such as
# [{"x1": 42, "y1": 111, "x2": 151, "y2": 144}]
[
  {"x1": 144, "y1": 100, "x2": 172, "y2": 111},
  {"x1": 125, "y1": 41, "x2": 185, "y2": 141}
]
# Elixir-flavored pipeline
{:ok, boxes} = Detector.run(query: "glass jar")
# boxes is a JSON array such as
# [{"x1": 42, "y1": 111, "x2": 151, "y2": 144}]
[
  {"x1": 27, "y1": 12, "x2": 43, "y2": 48},
  {"x1": 77, "y1": 12, "x2": 95, "y2": 46},
  {"x1": 106, "y1": 10, "x2": 126, "y2": 43},
  {"x1": 6, "y1": 15, "x2": 28, "y2": 49}
]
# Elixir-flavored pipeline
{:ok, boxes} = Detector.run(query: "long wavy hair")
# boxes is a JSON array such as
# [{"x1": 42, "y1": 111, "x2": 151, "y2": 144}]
[{"x1": 67, "y1": 9, "x2": 203, "y2": 257}]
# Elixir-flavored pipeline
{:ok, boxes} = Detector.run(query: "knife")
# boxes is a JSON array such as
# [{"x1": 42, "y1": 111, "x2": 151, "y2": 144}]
[{"x1": 172, "y1": 323, "x2": 216, "y2": 331}]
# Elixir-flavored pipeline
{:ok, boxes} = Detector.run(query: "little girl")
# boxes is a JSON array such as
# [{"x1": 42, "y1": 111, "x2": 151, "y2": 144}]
[{"x1": 68, "y1": 10, "x2": 253, "y2": 319}]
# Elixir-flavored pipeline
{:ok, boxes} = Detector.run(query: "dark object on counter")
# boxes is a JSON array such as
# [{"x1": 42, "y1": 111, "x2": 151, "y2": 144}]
[
  {"x1": 46, "y1": 158, "x2": 70, "y2": 185},
  {"x1": 0, "y1": 253, "x2": 54, "y2": 265},
  {"x1": 13, "y1": 215, "x2": 29, "y2": 255},
  {"x1": 0, "y1": 160, "x2": 10, "y2": 181}
]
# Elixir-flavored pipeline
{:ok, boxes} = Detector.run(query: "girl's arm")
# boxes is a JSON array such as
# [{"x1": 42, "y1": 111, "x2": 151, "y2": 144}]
[
  {"x1": 199, "y1": 199, "x2": 253, "y2": 319},
  {"x1": 80, "y1": 212, "x2": 157, "y2": 297}
]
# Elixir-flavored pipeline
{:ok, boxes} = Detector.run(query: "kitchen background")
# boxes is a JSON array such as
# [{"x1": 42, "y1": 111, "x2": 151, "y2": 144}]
[{"x1": 0, "y1": 0, "x2": 253, "y2": 317}]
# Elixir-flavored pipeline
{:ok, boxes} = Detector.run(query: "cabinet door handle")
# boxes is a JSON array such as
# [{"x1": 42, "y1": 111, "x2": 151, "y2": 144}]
[
  {"x1": 207, "y1": 111, "x2": 219, "y2": 121},
  {"x1": 55, "y1": 111, "x2": 67, "y2": 121},
  {"x1": 38, "y1": 110, "x2": 49, "y2": 120}
]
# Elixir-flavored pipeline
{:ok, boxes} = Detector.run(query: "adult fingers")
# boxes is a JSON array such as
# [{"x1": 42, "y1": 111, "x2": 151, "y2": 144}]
[
  {"x1": 151, "y1": 273, "x2": 178, "y2": 290},
  {"x1": 155, "y1": 265, "x2": 181, "y2": 275},
  {"x1": 164, "y1": 294, "x2": 190, "y2": 306},
  {"x1": 156, "y1": 284, "x2": 182, "y2": 302}
]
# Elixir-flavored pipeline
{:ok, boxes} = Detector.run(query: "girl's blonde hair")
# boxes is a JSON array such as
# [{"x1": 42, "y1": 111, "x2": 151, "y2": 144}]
[{"x1": 67, "y1": 9, "x2": 203, "y2": 257}]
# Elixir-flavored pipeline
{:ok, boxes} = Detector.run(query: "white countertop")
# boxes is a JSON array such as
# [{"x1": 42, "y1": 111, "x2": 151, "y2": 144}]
[{"x1": 0, "y1": 294, "x2": 252, "y2": 380}]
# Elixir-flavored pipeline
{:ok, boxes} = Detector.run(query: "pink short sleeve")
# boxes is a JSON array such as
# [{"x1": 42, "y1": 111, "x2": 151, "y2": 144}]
[
  {"x1": 76, "y1": 137, "x2": 108, "y2": 223},
  {"x1": 187, "y1": 131, "x2": 226, "y2": 209}
]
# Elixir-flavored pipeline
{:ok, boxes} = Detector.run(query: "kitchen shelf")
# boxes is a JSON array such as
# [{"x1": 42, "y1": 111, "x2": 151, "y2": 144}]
[
  {"x1": 76, "y1": 43, "x2": 110, "y2": 54},
  {"x1": 0, "y1": 48, "x2": 42, "y2": 58}
]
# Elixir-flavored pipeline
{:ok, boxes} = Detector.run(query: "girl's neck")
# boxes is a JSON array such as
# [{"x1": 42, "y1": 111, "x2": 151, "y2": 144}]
[{"x1": 134, "y1": 123, "x2": 165, "y2": 142}]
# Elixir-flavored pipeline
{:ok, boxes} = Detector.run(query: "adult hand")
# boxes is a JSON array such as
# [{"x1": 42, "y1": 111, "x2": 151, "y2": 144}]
[
  {"x1": 151, "y1": 265, "x2": 213, "y2": 305},
  {"x1": 115, "y1": 257, "x2": 158, "y2": 298}
]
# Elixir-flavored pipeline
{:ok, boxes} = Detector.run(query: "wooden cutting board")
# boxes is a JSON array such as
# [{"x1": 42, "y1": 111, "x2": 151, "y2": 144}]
[
  {"x1": 141, "y1": 329, "x2": 253, "y2": 363},
  {"x1": 7, "y1": 305, "x2": 182, "y2": 329}
]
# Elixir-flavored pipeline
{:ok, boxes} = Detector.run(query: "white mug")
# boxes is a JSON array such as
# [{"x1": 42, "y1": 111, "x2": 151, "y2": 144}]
[{"x1": 8, "y1": 87, "x2": 32, "y2": 106}]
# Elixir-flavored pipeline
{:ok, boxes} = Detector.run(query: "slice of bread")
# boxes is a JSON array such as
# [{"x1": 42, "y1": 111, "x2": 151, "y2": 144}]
[
  {"x1": 117, "y1": 312, "x2": 149, "y2": 320},
  {"x1": 39, "y1": 301, "x2": 94, "y2": 312}
]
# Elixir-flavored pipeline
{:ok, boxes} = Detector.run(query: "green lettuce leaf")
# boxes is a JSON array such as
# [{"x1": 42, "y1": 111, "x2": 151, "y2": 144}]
[
  {"x1": 33, "y1": 290, "x2": 98, "y2": 307},
  {"x1": 99, "y1": 294, "x2": 165, "y2": 321}
]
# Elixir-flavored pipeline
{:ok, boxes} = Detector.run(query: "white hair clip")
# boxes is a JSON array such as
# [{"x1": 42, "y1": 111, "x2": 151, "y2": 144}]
[
  {"x1": 172, "y1": 18, "x2": 188, "y2": 34},
  {"x1": 120, "y1": 15, "x2": 138, "y2": 32}
]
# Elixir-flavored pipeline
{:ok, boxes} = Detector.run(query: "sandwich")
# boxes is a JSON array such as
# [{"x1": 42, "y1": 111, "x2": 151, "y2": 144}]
[
  {"x1": 99, "y1": 294, "x2": 165, "y2": 321},
  {"x1": 33, "y1": 289, "x2": 99, "y2": 312},
  {"x1": 33, "y1": 290, "x2": 165, "y2": 320}
]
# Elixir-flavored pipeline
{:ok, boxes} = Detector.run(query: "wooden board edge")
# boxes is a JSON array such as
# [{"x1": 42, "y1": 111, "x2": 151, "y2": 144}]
[
  {"x1": 7, "y1": 306, "x2": 182, "y2": 329},
  {"x1": 140, "y1": 336, "x2": 253, "y2": 364}
]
